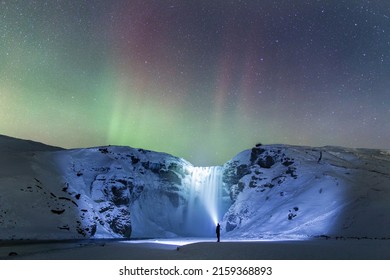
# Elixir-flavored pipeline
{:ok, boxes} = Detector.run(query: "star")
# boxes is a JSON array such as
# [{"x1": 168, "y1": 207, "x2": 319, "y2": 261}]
[{"x1": 0, "y1": 1, "x2": 388, "y2": 165}]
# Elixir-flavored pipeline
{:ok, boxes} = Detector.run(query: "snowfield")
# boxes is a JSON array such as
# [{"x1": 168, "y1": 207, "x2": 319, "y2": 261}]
[
  {"x1": 0, "y1": 134, "x2": 389, "y2": 259},
  {"x1": 2, "y1": 238, "x2": 390, "y2": 260}
]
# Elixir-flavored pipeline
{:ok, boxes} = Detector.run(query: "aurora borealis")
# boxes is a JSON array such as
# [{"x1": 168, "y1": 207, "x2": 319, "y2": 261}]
[{"x1": 1, "y1": 1, "x2": 389, "y2": 165}]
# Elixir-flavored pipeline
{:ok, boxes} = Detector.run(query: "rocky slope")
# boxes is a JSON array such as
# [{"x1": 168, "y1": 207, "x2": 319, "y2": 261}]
[
  {"x1": 0, "y1": 135, "x2": 389, "y2": 240},
  {"x1": 222, "y1": 144, "x2": 390, "y2": 239},
  {"x1": 0, "y1": 135, "x2": 193, "y2": 239}
]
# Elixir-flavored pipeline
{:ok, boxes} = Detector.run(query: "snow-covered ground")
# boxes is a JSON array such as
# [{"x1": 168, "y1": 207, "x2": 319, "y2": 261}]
[
  {"x1": 0, "y1": 134, "x2": 390, "y2": 260},
  {"x1": 2, "y1": 238, "x2": 390, "y2": 260}
]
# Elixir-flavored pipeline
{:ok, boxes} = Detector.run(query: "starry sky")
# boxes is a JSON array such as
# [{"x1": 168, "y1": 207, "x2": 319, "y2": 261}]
[{"x1": 1, "y1": 1, "x2": 389, "y2": 165}]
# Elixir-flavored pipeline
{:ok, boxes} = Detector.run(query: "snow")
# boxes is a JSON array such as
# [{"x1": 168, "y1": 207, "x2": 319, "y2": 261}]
[
  {"x1": 1, "y1": 238, "x2": 390, "y2": 260},
  {"x1": 0, "y1": 134, "x2": 390, "y2": 260},
  {"x1": 222, "y1": 145, "x2": 390, "y2": 239},
  {"x1": 0, "y1": 135, "x2": 196, "y2": 239}
]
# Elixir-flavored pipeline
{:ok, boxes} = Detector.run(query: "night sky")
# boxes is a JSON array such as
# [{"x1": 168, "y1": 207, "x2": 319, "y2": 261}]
[{"x1": 1, "y1": 1, "x2": 389, "y2": 165}]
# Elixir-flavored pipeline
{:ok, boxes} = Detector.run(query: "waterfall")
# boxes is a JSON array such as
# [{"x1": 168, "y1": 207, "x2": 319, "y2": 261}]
[{"x1": 185, "y1": 166, "x2": 223, "y2": 236}]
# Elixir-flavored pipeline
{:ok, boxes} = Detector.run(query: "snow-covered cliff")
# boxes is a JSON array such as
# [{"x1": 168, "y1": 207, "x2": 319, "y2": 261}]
[
  {"x1": 0, "y1": 135, "x2": 195, "y2": 239},
  {"x1": 0, "y1": 135, "x2": 389, "y2": 240},
  {"x1": 222, "y1": 144, "x2": 390, "y2": 239}
]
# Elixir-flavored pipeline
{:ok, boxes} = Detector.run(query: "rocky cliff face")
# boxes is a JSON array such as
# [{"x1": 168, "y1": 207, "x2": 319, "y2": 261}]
[
  {"x1": 1, "y1": 135, "x2": 390, "y2": 240},
  {"x1": 222, "y1": 145, "x2": 300, "y2": 232},
  {"x1": 221, "y1": 144, "x2": 390, "y2": 239},
  {"x1": 0, "y1": 135, "x2": 193, "y2": 239}
]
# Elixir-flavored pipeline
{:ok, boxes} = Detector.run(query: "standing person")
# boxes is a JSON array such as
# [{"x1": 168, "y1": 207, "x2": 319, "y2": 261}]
[{"x1": 216, "y1": 223, "x2": 221, "y2": 242}]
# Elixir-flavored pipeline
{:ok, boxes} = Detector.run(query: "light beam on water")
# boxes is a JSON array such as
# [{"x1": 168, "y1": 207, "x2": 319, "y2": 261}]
[{"x1": 185, "y1": 166, "x2": 223, "y2": 236}]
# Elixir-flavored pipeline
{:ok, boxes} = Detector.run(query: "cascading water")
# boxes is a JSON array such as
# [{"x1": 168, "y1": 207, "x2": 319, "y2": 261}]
[{"x1": 185, "y1": 166, "x2": 224, "y2": 236}]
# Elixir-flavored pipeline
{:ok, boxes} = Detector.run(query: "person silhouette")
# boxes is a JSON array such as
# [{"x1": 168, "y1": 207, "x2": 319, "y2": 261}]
[{"x1": 216, "y1": 223, "x2": 221, "y2": 242}]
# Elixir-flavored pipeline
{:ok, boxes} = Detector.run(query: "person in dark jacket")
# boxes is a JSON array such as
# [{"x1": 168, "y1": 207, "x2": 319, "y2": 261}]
[{"x1": 216, "y1": 223, "x2": 221, "y2": 242}]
